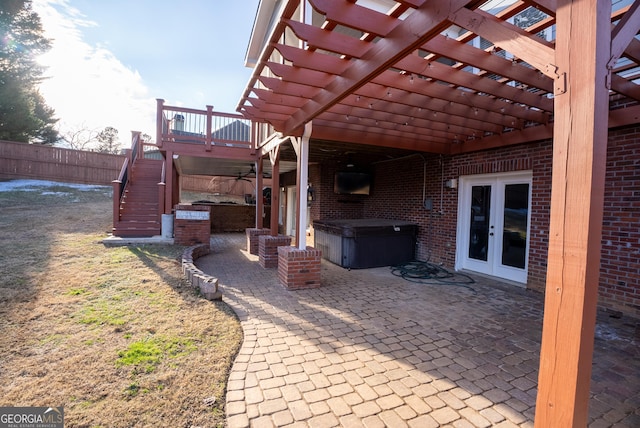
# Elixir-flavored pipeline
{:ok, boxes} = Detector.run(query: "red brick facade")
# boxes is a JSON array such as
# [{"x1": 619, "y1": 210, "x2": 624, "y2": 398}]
[{"x1": 307, "y1": 126, "x2": 639, "y2": 318}]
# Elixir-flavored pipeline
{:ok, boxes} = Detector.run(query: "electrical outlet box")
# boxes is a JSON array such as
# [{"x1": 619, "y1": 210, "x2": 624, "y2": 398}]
[{"x1": 424, "y1": 198, "x2": 433, "y2": 210}]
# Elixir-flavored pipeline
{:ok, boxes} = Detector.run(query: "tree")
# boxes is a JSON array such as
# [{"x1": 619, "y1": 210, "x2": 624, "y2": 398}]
[
  {"x1": 0, "y1": 0, "x2": 59, "y2": 144},
  {"x1": 95, "y1": 126, "x2": 120, "y2": 154},
  {"x1": 59, "y1": 123, "x2": 102, "y2": 151}
]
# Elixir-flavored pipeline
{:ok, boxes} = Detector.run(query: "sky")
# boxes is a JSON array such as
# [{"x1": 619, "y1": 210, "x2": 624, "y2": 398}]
[{"x1": 32, "y1": 0, "x2": 260, "y2": 148}]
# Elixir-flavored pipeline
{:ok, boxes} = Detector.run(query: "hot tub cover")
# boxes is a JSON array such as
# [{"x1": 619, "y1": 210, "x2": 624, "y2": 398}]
[{"x1": 313, "y1": 218, "x2": 418, "y2": 238}]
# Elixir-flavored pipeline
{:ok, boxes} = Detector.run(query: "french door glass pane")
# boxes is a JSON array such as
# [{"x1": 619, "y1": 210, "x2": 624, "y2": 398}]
[
  {"x1": 469, "y1": 185, "x2": 491, "y2": 261},
  {"x1": 501, "y1": 183, "x2": 529, "y2": 269}
]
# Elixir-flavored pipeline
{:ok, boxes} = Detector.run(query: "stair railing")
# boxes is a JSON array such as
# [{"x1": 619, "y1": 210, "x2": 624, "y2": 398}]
[{"x1": 112, "y1": 132, "x2": 141, "y2": 226}]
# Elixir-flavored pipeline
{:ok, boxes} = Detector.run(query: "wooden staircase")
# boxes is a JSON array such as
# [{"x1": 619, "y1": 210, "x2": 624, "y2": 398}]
[{"x1": 112, "y1": 158, "x2": 163, "y2": 237}]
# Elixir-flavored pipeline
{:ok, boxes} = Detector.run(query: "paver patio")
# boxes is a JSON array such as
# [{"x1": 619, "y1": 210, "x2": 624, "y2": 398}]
[{"x1": 195, "y1": 234, "x2": 640, "y2": 428}]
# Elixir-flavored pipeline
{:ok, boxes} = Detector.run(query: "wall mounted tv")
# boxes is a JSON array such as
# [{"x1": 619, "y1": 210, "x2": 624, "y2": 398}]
[{"x1": 334, "y1": 171, "x2": 372, "y2": 195}]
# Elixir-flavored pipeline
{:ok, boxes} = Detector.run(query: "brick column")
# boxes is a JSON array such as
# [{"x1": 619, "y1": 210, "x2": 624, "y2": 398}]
[
  {"x1": 173, "y1": 204, "x2": 211, "y2": 246},
  {"x1": 258, "y1": 235, "x2": 291, "y2": 268},
  {"x1": 278, "y1": 246, "x2": 322, "y2": 290},
  {"x1": 246, "y1": 228, "x2": 270, "y2": 255}
]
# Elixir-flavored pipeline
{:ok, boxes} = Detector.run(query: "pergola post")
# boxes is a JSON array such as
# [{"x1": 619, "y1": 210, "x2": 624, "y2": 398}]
[
  {"x1": 294, "y1": 122, "x2": 312, "y2": 249},
  {"x1": 269, "y1": 147, "x2": 280, "y2": 236},
  {"x1": 535, "y1": 0, "x2": 611, "y2": 426},
  {"x1": 255, "y1": 158, "x2": 264, "y2": 228},
  {"x1": 278, "y1": 122, "x2": 321, "y2": 289}
]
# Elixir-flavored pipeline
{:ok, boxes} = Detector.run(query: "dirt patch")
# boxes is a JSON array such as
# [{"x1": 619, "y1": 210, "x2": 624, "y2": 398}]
[{"x1": 0, "y1": 182, "x2": 243, "y2": 427}]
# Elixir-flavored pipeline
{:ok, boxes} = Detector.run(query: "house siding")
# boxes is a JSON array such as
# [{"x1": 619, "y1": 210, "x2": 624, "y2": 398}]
[{"x1": 310, "y1": 126, "x2": 639, "y2": 318}]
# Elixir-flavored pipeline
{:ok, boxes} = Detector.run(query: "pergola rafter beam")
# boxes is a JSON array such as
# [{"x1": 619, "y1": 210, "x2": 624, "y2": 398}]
[
  {"x1": 370, "y1": 71, "x2": 542, "y2": 125},
  {"x1": 394, "y1": 55, "x2": 554, "y2": 112},
  {"x1": 282, "y1": 0, "x2": 476, "y2": 135},
  {"x1": 257, "y1": 76, "x2": 320, "y2": 99},
  {"x1": 358, "y1": 78, "x2": 514, "y2": 132},
  {"x1": 449, "y1": 8, "x2": 557, "y2": 80},
  {"x1": 317, "y1": 112, "x2": 453, "y2": 144},
  {"x1": 422, "y1": 35, "x2": 554, "y2": 93},
  {"x1": 250, "y1": 88, "x2": 307, "y2": 108},
  {"x1": 310, "y1": 119, "x2": 452, "y2": 154},
  {"x1": 266, "y1": 62, "x2": 334, "y2": 88},
  {"x1": 273, "y1": 43, "x2": 349, "y2": 75},
  {"x1": 609, "y1": 0, "x2": 640, "y2": 68},
  {"x1": 285, "y1": 19, "x2": 370, "y2": 58},
  {"x1": 327, "y1": 99, "x2": 501, "y2": 137},
  {"x1": 308, "y1": 0, "x2": 399, "y2": 37}
]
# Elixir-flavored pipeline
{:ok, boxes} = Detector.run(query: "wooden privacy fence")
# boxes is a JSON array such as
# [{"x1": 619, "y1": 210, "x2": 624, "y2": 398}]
[{"x1": 0, "y1": 140, "x2": 125, "y2": 185}]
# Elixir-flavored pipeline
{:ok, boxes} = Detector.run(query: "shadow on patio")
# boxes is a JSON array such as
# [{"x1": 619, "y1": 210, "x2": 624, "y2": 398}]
[{"x1": 196, "y1": 234, "x2": 640, "y2": 428}]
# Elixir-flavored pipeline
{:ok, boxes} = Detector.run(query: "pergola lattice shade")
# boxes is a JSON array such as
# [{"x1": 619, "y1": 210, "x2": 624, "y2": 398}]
[{"x1": 238, "y1": 0, "x2": 640, "y2": 155}]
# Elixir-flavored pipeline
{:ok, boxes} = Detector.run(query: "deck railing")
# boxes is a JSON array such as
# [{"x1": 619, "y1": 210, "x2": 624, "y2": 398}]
[
  {"x1": 112, "y1": 132, "x2": 140, "y2": 223},
  {"x1": 156, "y1": 99, "x2": 263, "y2": 151}
]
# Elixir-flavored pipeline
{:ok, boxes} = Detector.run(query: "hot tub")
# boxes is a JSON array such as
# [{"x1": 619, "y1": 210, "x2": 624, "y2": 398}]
[{"x1": 313, "y1": 218, "x2": 418, "y2": 269}]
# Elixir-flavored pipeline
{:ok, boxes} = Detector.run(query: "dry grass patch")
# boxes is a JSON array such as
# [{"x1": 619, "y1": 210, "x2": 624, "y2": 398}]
[{"x1": 0, "y1": 181, "x2": 243, "y2": 427}]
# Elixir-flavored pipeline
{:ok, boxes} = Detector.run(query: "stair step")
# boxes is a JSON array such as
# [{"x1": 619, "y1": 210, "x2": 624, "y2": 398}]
[
  {"x1": 125, "y1": 182, "x2": 160, "y2": 187},
  {"x1": 113, "y1": 224, "x2": 159, "y2": 229},
  {"x1": 120, "y1": 212, "x2": 158, "y2": 217},
  {"x1": 120, "y1": 206, "x2": 158, "y2": 211},
  {"x1": 119, "y1": 216, "x2": 159, "y2": 222},
  {"x1": 120, "y1": 213, "x2": 158, "y2": 223},
  {"x1": 113, "y1": 157, "x2": 164, "y2": 237},
  {"x1": 112, "y1": 229, "x2": 161, "y2": 238},
  {"x1": 113, "y1": 221, "x2": 160, "y2": 229},
  {"x1": 121, "y1": 201, "x2": 159, "y2": 205}
]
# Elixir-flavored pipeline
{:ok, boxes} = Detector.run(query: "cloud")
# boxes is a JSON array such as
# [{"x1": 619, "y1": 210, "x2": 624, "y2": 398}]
[{"x1": 33, "y1": 0, "x2": 156, "y2": 148}]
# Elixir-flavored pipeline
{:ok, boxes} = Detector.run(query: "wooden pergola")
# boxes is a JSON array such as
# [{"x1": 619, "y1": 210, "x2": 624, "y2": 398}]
[{"x1": 237, "y1": 0, "x2": 640, "y2": 426}]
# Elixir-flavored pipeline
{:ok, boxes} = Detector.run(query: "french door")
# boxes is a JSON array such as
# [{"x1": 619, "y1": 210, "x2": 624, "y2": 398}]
[{"x1": 456, "y1": 171, "x2": 532, "y2": 284}]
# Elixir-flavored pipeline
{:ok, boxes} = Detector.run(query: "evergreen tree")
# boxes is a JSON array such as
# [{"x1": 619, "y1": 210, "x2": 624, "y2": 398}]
[
  {"x1": 95, "y1": 126, "x2": 120, "y2": 154},
  {"x1": 0, "y1": 0, "x2": 58, "y2": 144}
]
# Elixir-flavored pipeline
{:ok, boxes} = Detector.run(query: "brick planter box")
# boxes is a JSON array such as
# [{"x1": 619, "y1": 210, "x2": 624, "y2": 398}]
[
  {"x1": 246, "y1": 228, "x2": 271, "y2": 255},
  {"x1": 278, "y1": 246, "x2": 322, "y2": 290},
  {"x1": 259, "y1": 235, "x2": 291, "y2": 268}
]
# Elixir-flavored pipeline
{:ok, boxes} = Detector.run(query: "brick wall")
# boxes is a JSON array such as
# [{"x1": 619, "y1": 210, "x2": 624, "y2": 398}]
[
  {"x1": 600, "y1": 126, "x2": 640, "y2": 316},
  {"x1": 308, "y1": 126, "x2": 639, "y2": 318},
  {"x1": 317, "y1": 163, "x2": 367, "y2": 220},
  {"x1": 208, "y1": 204, "x2": 256, "y2": 232},
  {"x1": 173, "y1": 204, "x2": 211, "y2": 246}
]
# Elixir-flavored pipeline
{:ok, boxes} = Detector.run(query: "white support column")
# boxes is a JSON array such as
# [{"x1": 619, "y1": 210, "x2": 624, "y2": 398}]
[
  {"x1": 295, "y1": 122, "x2": 312, "y2": 249},
  {"x1": 269, "y1": 146, "x2": 281, "y2": 236},
  {"x1": 255, "y1": 159, "x2": 264, "y2": 228}
]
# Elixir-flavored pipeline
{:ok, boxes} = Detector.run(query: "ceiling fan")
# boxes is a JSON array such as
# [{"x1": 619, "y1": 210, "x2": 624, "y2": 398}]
[
  {"x1": 239, "y1": 163, "x2": 272, "y2": 179},
  {"x1": 234, "y1": 170, "x2": 252, "y2": 182}
]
